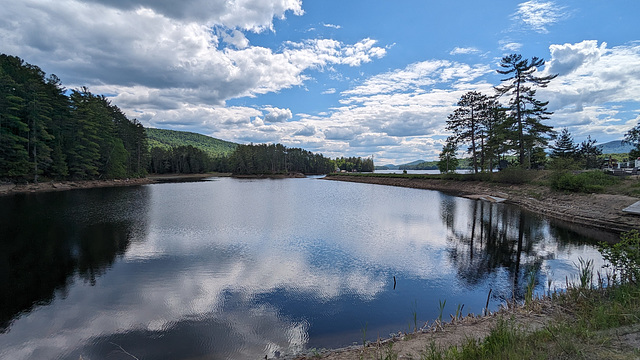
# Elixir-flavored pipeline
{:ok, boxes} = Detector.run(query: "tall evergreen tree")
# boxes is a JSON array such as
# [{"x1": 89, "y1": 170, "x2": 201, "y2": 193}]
[
  {"x1": 577, "y1": 135, "x2": 602, "y2": 169},
  {"x1": 0, "y1": 54, "x2": 149, "y2": 181},
  {"x1": 549, "y1": 128, "x2": 577, "y2": 159},
  {"x1": 446, "y1": 91, "x2": 489, "y2": 173},
  {"x1": 43, "y1": 74, "x2": 71, "y2": 179},
  {"x1": 495, "y1": 54, "x2": 557, "y2": 168},
  {"x1": 481, "y1": 100, "x2": 509, "y2": 171},
  {"x1": 438, "y1": 139, "x2": 459, "y2": 174},
  {"x1": 0, "y1": 67, "x2": 29, "y2": 177}
]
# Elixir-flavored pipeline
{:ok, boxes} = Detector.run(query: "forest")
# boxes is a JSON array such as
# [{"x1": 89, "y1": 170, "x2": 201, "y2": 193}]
[
  {"x1": 0, "y1": 54, "x2": 148, "y2": 181},
  {"x1": 148, "y1": 140, "x2": 374, "y2": 175},
  {"x1": 0, "y1": 55, "x2": 375, "y2": 179},
  {"x1": 146, "y1": 127, "x2": 237, "y2": 158}
]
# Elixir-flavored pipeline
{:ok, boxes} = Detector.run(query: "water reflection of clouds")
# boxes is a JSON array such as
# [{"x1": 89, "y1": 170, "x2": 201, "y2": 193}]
[
  {"x1": 0, "y1": 178, "x2": 610, "y2": 359},
  {"x1": 1, "y1": 244, "x2": 390, "y2": 359}
]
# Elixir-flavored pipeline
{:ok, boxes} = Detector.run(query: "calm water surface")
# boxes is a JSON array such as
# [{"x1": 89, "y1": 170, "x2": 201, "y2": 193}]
[{"x1": 0, "y1": 177, "x2": 614, "y2": 359}]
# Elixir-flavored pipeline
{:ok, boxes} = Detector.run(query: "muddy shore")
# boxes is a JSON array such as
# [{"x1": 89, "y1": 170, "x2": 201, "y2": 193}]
[{"x1": 324, "y1": 175, "x2": 640, "y2": 233}]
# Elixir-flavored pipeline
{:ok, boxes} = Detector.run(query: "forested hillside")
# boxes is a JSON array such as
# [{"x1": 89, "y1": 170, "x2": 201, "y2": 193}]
[
  {"x1": 0, "y1": 54, "x2": 376, "y2": 179},
  {"x1": 0, "y1": 54, "x2": 148, "y2": 181},
  {"x1": 146, "y1": 128, "x2": 237, "y2": 157}
]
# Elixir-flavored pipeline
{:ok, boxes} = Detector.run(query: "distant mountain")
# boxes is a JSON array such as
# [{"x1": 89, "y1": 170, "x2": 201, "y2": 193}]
[
  {"x1": 146, "y1": 128, "x2": 238, "y2": 157},
  {"x1": 402, "y1": 159, "x2": 426, "y2": 166},
  {"x1": 597, "y1": 140, "x2": 634, "y2": 154},
  {"x1": 376, "y1": 164, "x2": 399, "y2": 170},
  {"x1": 376, "y1": 160, "x2": 426, "y2": 170}
]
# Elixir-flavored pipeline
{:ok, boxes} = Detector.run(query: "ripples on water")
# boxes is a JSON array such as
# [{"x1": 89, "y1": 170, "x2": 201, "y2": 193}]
[{"x1": 0, "y1": 177, "x2": 614, "y2": 359}]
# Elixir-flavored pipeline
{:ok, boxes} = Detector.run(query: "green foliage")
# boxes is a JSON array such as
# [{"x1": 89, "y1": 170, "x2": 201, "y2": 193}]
[
  {"x1": 421, "y1": 319, "x2": 524, "y2": 360},
  {"x1": 495, "y1": 54, "x2": 557, "y2": 169},
  {"x1": 446, "y1": 92, "x2": 489, "y2": 173},
  {"x1": 0, "y1": 54, "x2": 148, "y2": 181},
  {"x1": 624, "y1": 121, "x2": 640, "y2": 159},
  {"x1": 149, "y1": 145, "x2": 222, "y2": 174},
  {"x1": 492, "y1": 167, "x2": 533, "y2": 184},
  {"x1": 547, "y1": 157, "x2": 582, "y2": 171},
  {"x1": 335, "y1": 156, "x2": 374, "y2": 172},
  {"x1": 230, "y1": 143, "x2": 336, "y2": 175},
  {"x1": 437, "y1": 299, "x2": 446, "y2": 323},
  {"x1": 145, "y1": 127, "x2": 237, "y2": 158},
  {"x1": 445, "y1": 93, "x2": 506, "y2": 173},
  {"x1": 550, "y1": 170, "x2": 618, "y2": 193},
  {"x1": 600, "y1": 230, "x2": 640, "y2": 284},
  {"x1": 525, "y1": 270, "x2": 536, "y2": 306},
  {"x1": 574, "y1": 257, "x2": 594, "y2": 290},
  {"x1": 438, "y1": 140, "x2": 459, "y2": 174},
  {"x1": 549, "y1": 128, "x2": 577, "y2": 159},
  {"x1": 577, "y1": 135, "x2": 603, "y2": 169}
]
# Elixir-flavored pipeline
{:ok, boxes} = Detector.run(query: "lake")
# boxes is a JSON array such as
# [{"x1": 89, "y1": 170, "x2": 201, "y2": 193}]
[{"x1": 0, "y1": 176, "x2": 614, "y2": 359}]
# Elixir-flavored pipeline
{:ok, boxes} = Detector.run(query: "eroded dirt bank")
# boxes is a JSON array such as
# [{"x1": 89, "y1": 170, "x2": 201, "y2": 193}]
[{"x1": 324, "y1": 175, "x2": 640, "y2": 233}]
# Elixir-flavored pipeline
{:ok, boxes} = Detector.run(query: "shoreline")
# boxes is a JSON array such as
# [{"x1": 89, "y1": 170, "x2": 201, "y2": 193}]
[
  {"x1": 0, "y1": 173, "x2": 228, "y2": 196},
  {"x1": 324, "y1": 174, "x2": 640, "y2": 234}
]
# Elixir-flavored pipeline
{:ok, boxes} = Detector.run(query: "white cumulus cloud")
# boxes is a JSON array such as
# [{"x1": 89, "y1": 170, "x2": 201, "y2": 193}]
[
  {"x1": 263, "y1": 107, "x2": 293, "y2": 123},
  {"x1": 541, "y1": 41, "x2": 640, "y2": 137}
]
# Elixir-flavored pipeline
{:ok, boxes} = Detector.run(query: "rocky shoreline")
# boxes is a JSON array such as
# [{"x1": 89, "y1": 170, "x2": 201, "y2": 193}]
[{"x1": 324, "y1": 175, "x2": 640, "y2": 234}]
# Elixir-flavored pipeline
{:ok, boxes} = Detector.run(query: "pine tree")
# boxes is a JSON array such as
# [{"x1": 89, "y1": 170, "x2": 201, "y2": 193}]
[
  {"x1": 549, "y1": 128, "x2": 577, "y2": 159},
  {"x1": 0, "y1": 69, "x2": 29, "y2": 178},
  {"x1": 495, "y1": 54, "x2": 557, "y2": 168},
  {"x1": 577, "y1": 135, "x2": 602, "y2": 169},
  {"x1": 446, "y1": 91, "x2": 489, "y2": 173},
  {"x1": 479, "y1": 99, "x2": 508, "y2": 172},
  {"x1": 438, "y1": 139, "x2": 459, "y2": 174}
]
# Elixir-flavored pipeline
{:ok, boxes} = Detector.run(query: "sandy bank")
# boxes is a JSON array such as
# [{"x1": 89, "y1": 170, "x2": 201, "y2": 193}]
[{"x1": 324, "y1": 175, "x2": 640, "y2": 233}]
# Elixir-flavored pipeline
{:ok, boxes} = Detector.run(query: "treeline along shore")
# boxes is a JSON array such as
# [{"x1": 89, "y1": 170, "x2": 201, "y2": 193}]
[{"x1": 0, "y1": 54, "x2": 374, "y2": 186}]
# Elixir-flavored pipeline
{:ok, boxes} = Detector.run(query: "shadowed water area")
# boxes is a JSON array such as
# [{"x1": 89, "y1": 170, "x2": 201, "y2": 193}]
[{"x1": 0, "y1": 177, "x2": 615, "y2": 359}]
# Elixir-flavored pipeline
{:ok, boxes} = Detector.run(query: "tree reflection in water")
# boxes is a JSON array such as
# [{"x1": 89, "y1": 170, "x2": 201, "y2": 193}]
[
  {"x1": 0, "y1": 186, "x2": 149, "y2": 332},
  {"x1": 440, "y1": 196, "x2": 603, "y2": 303}
]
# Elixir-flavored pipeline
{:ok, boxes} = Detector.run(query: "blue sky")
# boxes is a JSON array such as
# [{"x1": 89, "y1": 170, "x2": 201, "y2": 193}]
[{"x1": 1, "y1": 0, "x2": 639, "y2": 164}]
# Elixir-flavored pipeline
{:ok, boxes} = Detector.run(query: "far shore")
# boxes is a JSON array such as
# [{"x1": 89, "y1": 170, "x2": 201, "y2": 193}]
[{"x1": 0, "y1": 173, "x2": 229, "y2": 196}]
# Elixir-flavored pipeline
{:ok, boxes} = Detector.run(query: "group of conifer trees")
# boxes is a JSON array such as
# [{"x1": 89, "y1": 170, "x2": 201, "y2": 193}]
[
  {"x1": 0, "y1": 55, "x2": 148, "y2": 181},
  {"x1": 334, "y1": 156, "x2": 375, "y2": 172},
  {"x1": 228, "y1": 143, "x2": 337, "y2": 175},
  {"x1": 442, "y1": 54, "x2": 559, "y2": 173},
  {"x1": 0, "y1": 54, "x2": 373, "y2": 179}
]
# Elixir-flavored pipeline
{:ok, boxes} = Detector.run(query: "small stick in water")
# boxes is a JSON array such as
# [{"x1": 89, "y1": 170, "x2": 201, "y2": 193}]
[
  {"x1": 393, "y1": 276, "x2": 396, "y2": 290},
  {"x1": 484, "y1": 288, "x2": 492, "y2": 316}
]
